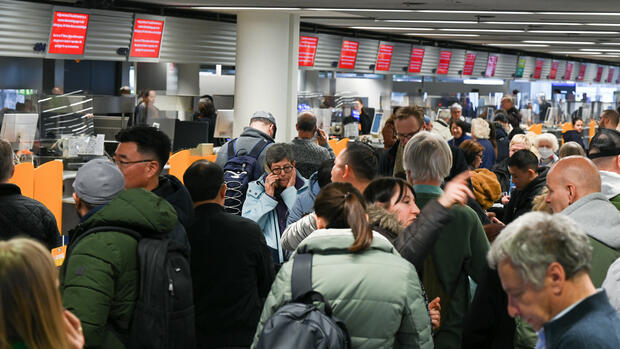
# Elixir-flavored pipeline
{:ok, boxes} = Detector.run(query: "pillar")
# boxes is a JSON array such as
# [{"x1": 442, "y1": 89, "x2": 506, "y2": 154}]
[{"x1": 234, "y1": 12, "x2": 300, "y2": 142}]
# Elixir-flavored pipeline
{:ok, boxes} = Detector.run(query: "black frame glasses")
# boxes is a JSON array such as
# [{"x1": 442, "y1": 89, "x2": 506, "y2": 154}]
[{"x1": 270, "y1": 165, "x2": 294, "y2": 175}]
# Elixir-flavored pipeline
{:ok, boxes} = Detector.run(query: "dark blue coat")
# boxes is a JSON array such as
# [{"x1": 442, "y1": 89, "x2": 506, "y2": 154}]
[{"x1": 563, "y1": 130, "x2": 586, "y2": 150}]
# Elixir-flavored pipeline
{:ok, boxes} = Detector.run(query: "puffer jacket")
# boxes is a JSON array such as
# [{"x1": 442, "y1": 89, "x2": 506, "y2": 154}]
[
  {"x1": 252, "y1": 229, "x2": 434, "y2": 349},
  {"x1": 286, "y1": 171, "x2": 320, "y2": 225},
  {"x1": 60, "y1": 189, "x2": 178, "y2": 349}
]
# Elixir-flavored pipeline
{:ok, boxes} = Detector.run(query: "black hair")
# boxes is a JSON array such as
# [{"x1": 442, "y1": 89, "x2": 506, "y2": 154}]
[
  {"x1": 0, "y1": 140, "x2": 14, "y2": 182},
  {"x1": 198, "y1": 97, "x2": 216, "y2": 119},
  {"x1": 115, "y1": 126, "x2": 171, "y2": 172},
  {"x1": 265, "y1": 143, "x2": 293, "y2": 167},
  {"x1": 450, "y1": 119, "x2": 470, "y2": 134},
  {"x1": 343, "y1": 141, "x2": 379, "y2": 181},
  {"x1": 493, "y1": 111, "x2": 509, "y2": 124},
  {"x1": 297, "y1": 112, "x2": 317, "y2": 132},
  {"x1": 363, "y1": 177, "x2": 414, "y2": 208},
  {"x1": 508, "y1": 149, "x2": 539, "y2": 172},
  {"x1": 183, "y1": 160, "x2": 224, "y2": 202},
  {"x1": 572, "y1": 116, "x2": 583, "y2": 126},
  {"x1": 317, "y1": 159, "x2": 334, "y2": 188}
]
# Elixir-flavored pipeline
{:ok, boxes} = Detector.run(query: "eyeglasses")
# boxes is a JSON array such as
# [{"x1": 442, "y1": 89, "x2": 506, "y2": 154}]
[
  {"x1": 270, "y1": 165, "x2": 294, "y2": 175},
  {"x1": 396, "y1": 130, "x2": 420, "y2": 141},
  {"x1": 114, "y1": 157, "x2": 154, "y2": 168}
]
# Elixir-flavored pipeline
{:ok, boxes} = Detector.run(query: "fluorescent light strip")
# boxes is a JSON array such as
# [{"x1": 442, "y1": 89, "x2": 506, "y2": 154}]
[
  {"x1": 383, "y1": 20, "x2": 478, "y2": 24},
  {"x1": 586, "y1": 23, "x2": 620, "y2": 26},
  {"x1": 537, "y1": 12, "x2": 620, "y2": 16},
  {"x1": 581, "y1": 48, "x2": 620, "y2": 52},
  {"x1": 463, "y1": 79, "x2": 505, "y2": 85},
  {"x1": 350, "y1": 26, "x2": 434, "y2": 31},
  {"x1": 602, "y1": 43, "x2": 620, "y2": 45},
  {"x1": 306, "y1": 8, "x2": 412, "y2": 12},
  {"x1": 415, "y1": 10, "x2": 534, "y2": 14},
  {"x1": 484, "y1": 21, "x2": 583, "y2": 26},
  {"x1": 523, "y1": 40, "x2": 595, "y2": 45},
  {"x1": 487, "y1": 43, "x2": 550, "y2": 47},
  {"x1": 194, "y1": 6, "x2": 301, "y2": 10},
  {"x1": 528, "y1": 30, "x2": 619, "y2": 34},
  {"x1": 550, "y1": 51, "x2": 602, "y2": 54},
  {"x1": 440, "y1": 28, "x2": 524, "y2": 33},
  {"x1": 406, "y1": 33, "x2": 480, "y2": 37}
]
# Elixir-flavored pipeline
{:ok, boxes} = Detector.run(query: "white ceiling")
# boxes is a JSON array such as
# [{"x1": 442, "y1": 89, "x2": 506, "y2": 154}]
[{"x1": 130, "y1": 0, "x2": 620, "y2": 63}]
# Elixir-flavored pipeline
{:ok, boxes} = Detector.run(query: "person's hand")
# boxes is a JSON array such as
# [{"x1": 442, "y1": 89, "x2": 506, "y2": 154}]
[
  {"x1": 428, "y1": 297, "x2": 441, "y2": 331},
  {"x1": 64, "y1": 310, "x2": 85, "y2": 349},
  {"x1": 316, "y1": 128, "x2": 328, "y2": 146},
  {"x1": 264, "y1": 173, "x2": 278, "y2": 197},
  {"x1": 287, "y1": 167, "x2": 297, "y2": 188},
  {"x1": 437, "y1": 172, "x2": 474, "y2": 208},
  {"x1": 490, "y1": 216, "x2": 504, "y2": 226},
  {"x1": 501, "y1": 195, "x2": 511, "y2": 205}
]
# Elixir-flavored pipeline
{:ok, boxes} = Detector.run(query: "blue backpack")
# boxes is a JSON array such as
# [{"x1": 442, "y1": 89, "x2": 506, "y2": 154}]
[{"x1": 223, "y1": 138, "x2": 271, "y2": 215}]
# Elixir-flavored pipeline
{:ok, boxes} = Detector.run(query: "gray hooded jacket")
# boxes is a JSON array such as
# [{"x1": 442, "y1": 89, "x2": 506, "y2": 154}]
[{"x1": 561, "y1": 192, "x2": 620, "y2": 249}]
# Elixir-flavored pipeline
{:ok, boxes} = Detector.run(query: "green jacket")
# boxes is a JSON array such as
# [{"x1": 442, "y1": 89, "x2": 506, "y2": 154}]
[
  {"x1": 252, "y1": 229, "x2": 433, "y2": 349},
  {"x1": 60, "y1": 189, "x2": 178, "y2": 349},
  {"x1": 413, "y1": 185, "x2": 490, "y2": 349},
  {"x1": 611, "y1": 194, "x2": 620, "y2": 211}
]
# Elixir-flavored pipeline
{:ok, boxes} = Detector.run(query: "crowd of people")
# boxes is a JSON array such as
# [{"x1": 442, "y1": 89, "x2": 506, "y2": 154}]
[{"x1": 1, "y1": 98, "x2": 620, "y2": 349}]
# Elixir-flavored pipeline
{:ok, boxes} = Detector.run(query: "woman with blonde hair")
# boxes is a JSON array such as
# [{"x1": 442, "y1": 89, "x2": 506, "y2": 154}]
[
  {"x1": 470, "y1": 118, "x2": 496, "y2": 169},
  {"x1": 535, "y1": 132, "x2": 559, "y2": 167},
  {"x1": 0, "y1": 238, "x2": 84, "y2": 349}
]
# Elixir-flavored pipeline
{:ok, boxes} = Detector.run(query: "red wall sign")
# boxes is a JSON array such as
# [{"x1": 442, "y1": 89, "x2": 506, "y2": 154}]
[
  {"x1": 533, "y1": 59, "x2": 544, "y2": 79},
  {"x1": 594, "y1": 66, "x2": 604, "y2": 82},
  {"x1": 564, "y1": 62, "x2": 574, "y2": 80},
  {"x1": 436, "y1": 51, "x2": 452, "y2": 75},
  {"x1": 607, "y1": 68, "x2": 615, "y2": 83},
  {"x1": 338, "y1": 40, "x2": 359, "y2": 69},
  {"x1": 408, "y1": 48, "x2": 425, "y2": 73},
  {"x1": 463, "y1": 53, "x2": 476, "y2": 76},
  {"x1": 577, "y1": 64, "x2": 587, "y2": 81},
  {"x1": 549, "y1": 61, "x2": 559, "y2": 80},
  {"x1": 130, "y1": 18, "x2": 164, "y2": 58},
  {"x1": 375, "y1": 44, "x2": 394, "y2": 71},
  {"x1": 299, "y1": 36, "x2": 319, "y2": 67},
  {"x1": 48, "y1": 11, "x2": 89, "y2": 55},
  {"x1": 485, "y1": 55, "x2": 498, "y2": 77}
]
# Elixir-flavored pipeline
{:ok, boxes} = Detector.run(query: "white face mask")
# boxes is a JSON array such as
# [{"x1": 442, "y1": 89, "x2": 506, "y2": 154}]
[{"x1": 538, "y1": 147, "x2": 554, "y2": 159}]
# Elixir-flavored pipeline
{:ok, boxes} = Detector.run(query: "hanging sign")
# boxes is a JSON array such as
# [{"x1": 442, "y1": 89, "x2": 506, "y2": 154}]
[
  {"x1": 408, "y1": 48, "x2": 425, "y2": 73},
  {"x1": 338, "y1": 40, "x2": 359, "y2": 69},
  {"x1": 436, "y1": 50, "x2": 452, "y2": 75},
  {"x1": 130, "y1": 18, "x2": 165, "y2": 58},
  {"x1": 463, "y1": 53, "x2": 476, "y2": 76},
  {"x1": 48, "y1": 11, "x2": 89, "y2": 55},
  {"x1": 299, "y1": 36, "x2": 319, "y2": 67},
  {"x1": 375, "y1": 44, "x2": 394, "y2": 71}
]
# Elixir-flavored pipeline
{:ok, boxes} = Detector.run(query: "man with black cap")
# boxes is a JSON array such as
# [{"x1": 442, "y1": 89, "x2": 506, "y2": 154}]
[
  {"x1": 589, "y1": 128, "x2": 620, "y2": 210},
  {"x1": 61, "y1": 158, "x2": 178, "y2": 349}
]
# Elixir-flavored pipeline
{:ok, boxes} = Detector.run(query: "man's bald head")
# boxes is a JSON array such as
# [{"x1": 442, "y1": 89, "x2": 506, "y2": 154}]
[
  {"x1": 296, "y1": 112, "x2": 317, "y2": 133},
  {"x1": 546, "y1": 156, "x2": 601, "y2": 213}
]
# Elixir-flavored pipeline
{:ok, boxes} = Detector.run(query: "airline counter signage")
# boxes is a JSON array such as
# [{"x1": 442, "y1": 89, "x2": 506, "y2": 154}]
[
  {"x1": 515, "y1": 58, "x2": 526, "y2": 78},
  {"x1": 577, "y1": 64, "x2": 587, "y2": 81},
  {"x1": 463, "y1": 53, "x2": 476, "y2": 76},
  {"x1": 533, "y1": 59, "x2": 544, "y2": 79},
  {"x1": 594, "y1": 66, "x2": 604, "y2": 82},
  {"x1": 130, "y1": 18, "x2": 164, "y2": 58},
  {"x1": 338, "y1": 40, "x2": 359, "y2": 69},
  {"x1": 299, "y1": 36, "x2": 319, "y2": 67},
  {"x1": 564, "y1": 62, "x2": 574, "y2": 80},
  {"x1": 485, "y1": 55, "x2": 498, "y2": 77},
  {"x1": 549, "y1": 61, "x2": 559, "y2": 80},
  {"x1": 408, "y1": 48, "x2": 425, "y2": 73},
  {"x1": 436, "y1": 50, "x2": 452, "y2": 75},
  {"x1": 375, "y1": 44, "x2": 394, "y2": 71},
  {"x1": 48, "y1": 11, "x2": 89, "y2": 55},
  {"x1": 607, "y1": 68, "x2": 615, "y2": 83}
]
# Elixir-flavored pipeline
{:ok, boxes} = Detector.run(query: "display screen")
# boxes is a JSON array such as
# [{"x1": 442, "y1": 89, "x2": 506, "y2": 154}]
[
  {"x1": 577, "y1": 64, "x2": 587, "y2": 81},
  {"x1": 515, "y1": 58, "x2": 526, "y2": 78},
  {"x1": 533, "y1": 59, "x2": 544, "y2": 79},
  {"x1": 436, "y1": 50, "x2": 452, "y2": 75},
  {"x1": 463, "y1": 53, "x2": 476, "y2": 76},
  {"x1": 299, "y1": 36, "x2": 319, "y2": 67},
  {"x1": 594, "y1": 66, "x2": 604, "y2": 82},
  {"x1": 130, "y1": 18, "x2": 164, "y2": 58},
  {"x1": 608, "y1": 68, "x2": 615, "y2": 83},
  {"x1": 485, "y1": 55, "x2": 498, "y2": 77},
  {"x1": 408, "y1": 48, "x2": 425, "y2": 73},
  {"x1": 48, "y1": 11, "x2": 89, "y2": 55},
  {"x1": 549, "y1": 61, "x2": 559, "y2": 80},
  {"x1": 338, "y1": 40, "x2": 359, "y2": 69},
  {"x1": 564, "y1": 62, "x2": 574, "y2": 80},
  {"x1": 375, "y1": 44, "x2": 394, "y2": 72}
]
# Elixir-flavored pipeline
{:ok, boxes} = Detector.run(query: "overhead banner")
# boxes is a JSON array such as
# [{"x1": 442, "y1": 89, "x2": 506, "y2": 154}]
[
  {"x1": 408, "y1": 48, "x2": 425, "y2": 73},
  {"x1": 130, "y1": 18, "x2": 164, "y2": 58},
  {"x1": 48, "y1": 11, "x2": 89, "y2": 55},
  {"x1": 549, "y1": 61, "x2": 559, "y2": 80},
  {"x1": 607, "y1": 68, "x2": 615, "y2": 83},
  {"x1": 515, "y1": 57, "x2": 526, "y2": 78},
  {"x1": 463, "y1": 53, "x2": 476, "y2": 76},
  {"x1": 594, "y1": 66, "x2": 604, "y2": 82},
  {"x1": 577, "y1": 64, "x2": 587, "y2": 81},
  {"x1": 533, "y1": 59, "x2": 544, "y2": 79},
  {"x1": 564, "y1": 62, "x2": 574, "y2": 80},
  {"x1": 436, "y1": 50, "x2": 452, "y2": 75},
  {"x1": 298, "y1": 36, "x2": 319, "y2": 67},
  {"x1": 376, "y1": 44, "x2": 394, "y2": 72},
  {"x1": 485, "y1": 55, "x2": 498, "y2": 77},
  {"x1": 338, "y1": 40, "x2": 359, "y2": 69}
]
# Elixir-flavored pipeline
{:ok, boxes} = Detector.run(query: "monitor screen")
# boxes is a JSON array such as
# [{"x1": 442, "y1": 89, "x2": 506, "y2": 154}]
[
  {"x1": 370, "y1": 112, "x2": 383, "y2": 135},
  {"x1": 173, "y1": 120, "x2": 209, "y2": 151}
]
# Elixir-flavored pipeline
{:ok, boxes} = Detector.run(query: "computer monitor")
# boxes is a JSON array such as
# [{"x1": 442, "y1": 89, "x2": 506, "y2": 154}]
[
  {"x1": 214, "y1": 109, "x2": 234, "y2": 139},
  {"x1": 173, "y1": 120, "x2": 209, "y2": 152},
  {"x1": 370, "y1": 112, "x2": 383, "y2": 135},
  {"x1": 150, "y1": 118, "x2": 177, "y2": 145},
  {"x1": 0, "y1": 113, "x2": 38, "y2": 150}
]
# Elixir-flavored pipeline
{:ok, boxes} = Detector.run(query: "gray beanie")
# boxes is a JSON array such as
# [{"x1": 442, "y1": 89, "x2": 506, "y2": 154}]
[{"x1": 73, "y1": 158, "x2": 125, "y2": 205}]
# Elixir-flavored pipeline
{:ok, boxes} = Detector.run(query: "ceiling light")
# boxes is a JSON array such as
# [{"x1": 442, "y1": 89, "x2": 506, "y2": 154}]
[
  {"x1": 405, "y1": 33, "x2": 480, "y2": 37},
  {"x1": 415, "y1": 10, "x2": 534, "y2": 15},
  {"x1": 483, "y1": 21, "x2": 583, "y2": 26},
  {"x1": 537, "y1": 12, "x2": 620, "y2": 16},
  {"x1": 580, "y1": 48, "x2": 620, "y2": 52},
  {"x1": 600, "y1": 54, "x2": 620, "y2": 57},
  {"x1": 550, "y1": 51, "x2": 602, "y2": 54},
  {"x1": 440, "y1": 28, "x2": 524, "y2": 33},
  {"x1": 586, "y1": 23, "x2": 620, "y2": 26},
  {"x1": 306, "y1": 8, "x2": 413, "y2": 12},
  {"x1": 528, "y1": 30, "x2": 619, "y2": 34},
  {"x1": 350, "y1": 26, "x2": 434, "y2": 31},
  {"x1": 523, "y1": 40, "x2": 595, "y2": 45},
  {"x1": 383, "y1": 20, "x2": 478, "y2": 24},
  {"x1": 463, "y1": 79, "x2": 505, "y2": 85},
  {"x1": 194, "y1": 6, "x2": 301, "y2": 10},
  {"x1": 601, "y1": 42, "x2": 620, "y2": 45},
  {"x1": 487, "y1": 43, "x2": 550, "y2": 47}
]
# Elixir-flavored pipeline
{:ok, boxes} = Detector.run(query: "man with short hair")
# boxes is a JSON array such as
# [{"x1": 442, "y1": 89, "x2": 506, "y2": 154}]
[
  {"x1": 545, "y1": 156, "x2": 620, "y2": 286},
  {"x1": 588, "y1": 128, "x2": 620, "y2": 209},
  {"x1": 501, "y1": 95, "x2": 522, "y2": 133},
  {"x1": 184, "y1": 160, "x2": 274, "y2": 348},
  {"x1": 450, "y1": 103, "x2": 464, "y2": 122},
  {"x1": 503, "y1": 149, "x2": 548, "y2": 225},
  {"x1": 289, "y1": 111, "x2": 335, "y2": 178},
  {"x1": 488, "y1": 211, "x2": 620, "y2": 348},
  {"x1": 61, "y1": 159, "x2": 178, "y2": 348},
  {"x1": 432, "y1": 109, "x2": 453, "y2": 142},
  {"x1": 388, "y1": 106, "x2": 425, "y2": 178},
  {"x1": 599, "y1": 109, "x2": 620, "y2": 130},
  {"x1": 215, "y1": 111, "x2": 276, "y2": 175},
  {"x1": 115, "y1": 126, "x2": 193, "y2": 249},
  {"x1": 0, "y1": 140, "x2": 60, "y2": 249}
]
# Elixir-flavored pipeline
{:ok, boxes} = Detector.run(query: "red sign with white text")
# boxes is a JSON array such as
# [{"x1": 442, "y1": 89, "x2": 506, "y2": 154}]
[
  {"x1": 564, "y1": 62, "x2": 574, "y2": 80},
  {"x1": 408, "y1": 48, "x2": 425, "y2": 73},
  {"x1": 607, "y1": 68, "x2": 615, "y2": 83},
  {"x1": 485, "y1": 55, "x2": 498, "y2": 77},
  {"x1": 130, "y1": 18, "x2": 164, "y2": 58},
  {"x1": 577, "y1": 64, "x2": 587, "y2": 81},
  {"x1": 376, "y1": 44, "x2": 394, "y2": 71},
  {"x1": 549, "y1": 61, "x2": 559, "y2": 80},
  {"x1": 299, "y1": 36, "x2": 319, "y2": 67},
  {"x1": 595, "y1": 66, "x2": 604, "y2": 82},
  {"x1": 48, "y1": 11, "x2": 89, "y2": 55},
  {"x1": 533, "y1": 59, "x2": 544, "y2": 79},
  {"x1": 463, "y1": 53, "x2": 476, "y2": 75},
  {"x1": 338, "y1": 40, "x2": 359, "y2": 69},
  {"x1": 436, "y1": 51, "x2": 452, "y2": 75}
]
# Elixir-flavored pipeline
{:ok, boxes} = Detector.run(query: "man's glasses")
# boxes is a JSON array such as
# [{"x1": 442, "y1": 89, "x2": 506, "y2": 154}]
[
  {"x1": 396, "y1": 130, "x2": 420, "y2": 141},
  {"x1": 114, "y1": 157, "x2": 154, "y2": 168},
  {"x1": 270, "y1": 165, "x2": 294, "y2": 175}
]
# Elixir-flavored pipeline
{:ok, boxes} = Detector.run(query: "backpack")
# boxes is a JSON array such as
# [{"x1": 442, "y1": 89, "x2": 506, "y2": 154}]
[
  {"x1": 256, "y1": 253, "x2": 351, "y2": 349},
  {"x1": 64, "y1": 226, "x2": 196, "y2": 349},
  {"x1": 223, "y1": 138, "x2": 271, "y2": 215}
]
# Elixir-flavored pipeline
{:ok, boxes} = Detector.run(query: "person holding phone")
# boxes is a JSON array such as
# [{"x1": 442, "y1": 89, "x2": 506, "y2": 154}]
[{"x1": 289, "y1": 111, "x2": 335, "y2": 178}]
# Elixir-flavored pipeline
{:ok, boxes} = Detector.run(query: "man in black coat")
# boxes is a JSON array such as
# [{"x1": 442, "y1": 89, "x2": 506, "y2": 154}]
[
  {"x1": 0, "y1": 140, "x2": 60, "y2": 249},
  {"x1": 184, "y1": 160, "x2": 275, "y2": 349},
  {"x1": 503, "y1": 149, "x2": 548, "y2": 225}
]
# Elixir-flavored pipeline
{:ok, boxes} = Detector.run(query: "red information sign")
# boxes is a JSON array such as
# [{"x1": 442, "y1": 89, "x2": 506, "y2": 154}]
[
  {"x1": 130, "y1": 18, "x2": 164, "y2": 58},
  {"x1": 607, "y1": 68, "x2": 615, "y2": 83},
  {"x1": 376, "y1": 44, "x2": 394, "y2": 71},
  {"x1": 533, "y1": 59, "x2": 544, "y2": 79},
  {"x1": 549, "y1": 61, "x2": 559, "y2": 80},
  {"x1": 463, "y1": 53, "x2": 476, "y2": 76},
  {"x1": 338, "y1": 40, "x2": 359, "y2": 69},
  {"x1": 299, "y1": 36, "x2": 319, "y2": 67},
  {"x1": 485, "y1": 55, "x2": 498, "y2": 77},
  {"x1": 48, "y1": 11, "x2": 89, "y2": 55},
  {"x1": 594, "y1": 66, "x2": 604, "y2": 82},
  {"x1": 564, "y1": 62, "x2": 574, "y2": 80},
  {"x1": 408, "y1": 48, "x2": 425, "y2": 73},
  {"x1": 436, "y1": 51, "x2": 452, "y2": 75},
  {"x1": 577, "y1": 64, "x2": 587, "y2": 81}
]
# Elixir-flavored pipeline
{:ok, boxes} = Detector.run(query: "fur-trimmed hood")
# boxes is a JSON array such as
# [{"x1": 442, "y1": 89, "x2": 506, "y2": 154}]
[{"x1": 367, "y1": 204, "x2": 404, "y2": 242}]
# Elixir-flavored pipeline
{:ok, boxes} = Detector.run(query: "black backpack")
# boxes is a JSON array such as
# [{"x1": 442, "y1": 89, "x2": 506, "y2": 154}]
[
  {"x1": 223, "y1": 138, "x2": 271, "y2": 215},
  {"x1": 64, "y1": 226, "x2": 196, "y2": 349},
  {"x1": 256, "y1": 253, "x2": 351, "y2": 349}
]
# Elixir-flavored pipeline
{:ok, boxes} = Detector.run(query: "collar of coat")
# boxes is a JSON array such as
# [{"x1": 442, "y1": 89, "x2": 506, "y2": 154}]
[
  {"x1": 295, "y1": 228, "x2": 398, "y2": 256},
  {"x1": 367, "y1": 204, "x2": 404, "y2": 240}
]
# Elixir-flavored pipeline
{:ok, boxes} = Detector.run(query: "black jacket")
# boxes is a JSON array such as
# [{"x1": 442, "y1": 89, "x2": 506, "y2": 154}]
[
  {"x1": 153, "y1": 175, "x2": 194, "y2": 250},
  {"x1": 563, "y1": 130, "x2": 586, "y2": 150},
  {"x1": 188, "y1": 203, "x2": 275, "y2": 348},
  {"x1": 494, "y1": 125, "x2": 510, "y2": 163},
  {"x1": 360, "y1": 109, "x2": 372, "y2": 135},
  {"x1": 447, "y1": 144, "x2": 469, "y2": 182},
  {"x1": 0, "y1": 183, "x2": 60, "y2": 249},
  {"x1": 503, "y1": 167, "x2": 549, "y2": 225},
  {"x1": 491, "y1": 157, "x2": 511, "y2": 194},
  {"x1": 379, "y1": 140, "x2": 399, "y2": 177}
]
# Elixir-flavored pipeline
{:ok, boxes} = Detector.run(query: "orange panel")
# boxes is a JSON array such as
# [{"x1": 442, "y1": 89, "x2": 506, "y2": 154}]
[
  {"x1": 588, "y1": 120, "x2": 597, "y2": 145},
  {"x1": 328, "y1": 139, "x2": 338, "y2": 149},
  {"x1": 8, "y1": 162, "x2": 34, "y2": 198},
  {"x1": 205, "y1": 154, "x2": 217, "y2": 163},
  {"x1": 333, "y1": 138, "x2": 350, "y2": 157},
  {"x1": 33, "y1": 160, "x2": 63, "y2": 232},
  {"x1": 168, "y1": 150, "x2": 191, "y2": 184},
  {"x1": 528, "y1": 124, "x2": 543, "y2": 135},
  {"x1": 561, "y1": 122, "x2": 573, "y2": 133}
]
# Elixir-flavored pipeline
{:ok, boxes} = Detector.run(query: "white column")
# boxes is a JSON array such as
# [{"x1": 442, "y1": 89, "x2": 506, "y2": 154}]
[{"x1": 234, "y1": 12, "x2": 299, "y2": 142}]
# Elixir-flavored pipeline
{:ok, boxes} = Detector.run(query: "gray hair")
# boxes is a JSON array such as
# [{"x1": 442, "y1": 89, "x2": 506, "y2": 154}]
[
  {"x1": 487, "y1": 212, "x2": 592, "y2": 289},
  {"x1": 403, "y1": 131, "x2": 452, "y2": 182},
  {"x1": 535, "y1": 133, "x2": 559, "y2": 152},
  {"x1": 471, "y1": 118, "x2": 491, "y2": 139},
  {"x1": 501, "y1": 95, "x2": 515, "y2": 104},
  {"x1": 450, "y1": 103, "x2": 462, "y2": 111},
  {"x1": 438, "y1": 109, "x2": 451, "y2": 122},
  {"x1": 265, "y1": 143, "x2": 294, "y2": 166},
  {"x1": 0, "y1": 140, "x2": 14, "y2": 182}
]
